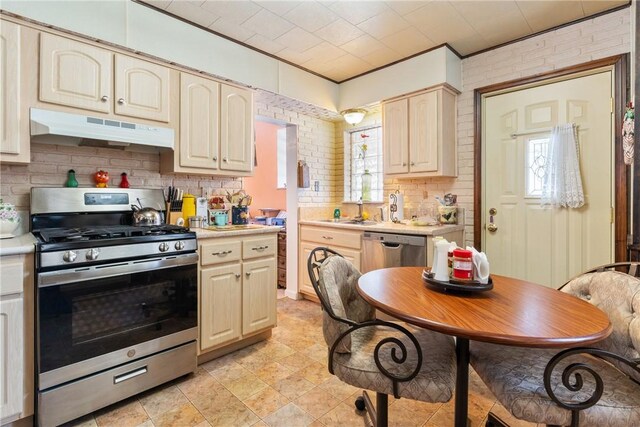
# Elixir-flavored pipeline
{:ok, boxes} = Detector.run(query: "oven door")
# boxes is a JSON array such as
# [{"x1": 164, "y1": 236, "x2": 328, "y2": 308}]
[{"x1": 37, "y1": 253, "x2": 198, "y2": 390}]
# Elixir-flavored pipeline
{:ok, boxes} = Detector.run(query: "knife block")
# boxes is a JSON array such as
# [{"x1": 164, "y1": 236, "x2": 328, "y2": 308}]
[{"x1": 166, "y1": 202, "x2": 183, "y2": 225}]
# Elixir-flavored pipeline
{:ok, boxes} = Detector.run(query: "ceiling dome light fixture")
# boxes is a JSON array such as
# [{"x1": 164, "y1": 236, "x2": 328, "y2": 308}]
[{"x1": 341, "y1": 108, "x2": 367, "y2": 125}]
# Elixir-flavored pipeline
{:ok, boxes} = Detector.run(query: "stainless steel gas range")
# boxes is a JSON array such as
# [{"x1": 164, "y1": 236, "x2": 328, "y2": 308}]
[{"x1": 31, "y1": 188, "x2": 198, "y2": 427}]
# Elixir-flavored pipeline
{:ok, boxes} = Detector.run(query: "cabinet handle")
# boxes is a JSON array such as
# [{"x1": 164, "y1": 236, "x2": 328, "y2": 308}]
[
  {"x1": 212, "y1": 250, "x2": 232, "y2": 256},
  {"x1": 213, "y1": 156, "x2": 218, "y2": 161},
  {"x1": 251, "y1": 245, "x2": 269, "y2": 251},
  {"x1": 117, "y1": 98, "x2": 125, "y2": 105},
  {"x1": 101, "y1": 95, "x2": 109, "y2": 102},
  {"x1": 235, "y1": 273, "x2": 241, "y2": 279},
  {"x1": 223, "y1": 157, "x2": 228, "y2": 162},
  {"x1": 402, "y1": 162, "x2": 407, "y2": 166},
  {"x1": 246, "y1": 272, "x2": 252, "y2": 277},
  {"x1": 322, "y1": 236, "x2": 333, "y2": 240},
  {"x1": 410, "y1": 161, "x2": 415, "y2": 166}
]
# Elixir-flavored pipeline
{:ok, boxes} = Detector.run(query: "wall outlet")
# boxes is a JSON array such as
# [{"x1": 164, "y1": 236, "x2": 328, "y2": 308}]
[{"x1": 314, "y1": 181, "x2": 319, "y2": 192}]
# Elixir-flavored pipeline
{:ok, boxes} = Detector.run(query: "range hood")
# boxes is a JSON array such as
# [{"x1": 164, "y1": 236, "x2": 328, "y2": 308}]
[{"x1": 30, "y1": 108, "x2": 174, "y2": 150}]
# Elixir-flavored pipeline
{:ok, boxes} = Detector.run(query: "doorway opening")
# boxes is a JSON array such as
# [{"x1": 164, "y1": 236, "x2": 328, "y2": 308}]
[{"x1": 246, "y1": 117, "x2": 299, "y2": 300}]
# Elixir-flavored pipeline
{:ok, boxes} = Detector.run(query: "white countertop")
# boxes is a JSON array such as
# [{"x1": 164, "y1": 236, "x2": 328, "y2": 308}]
[
  {"x1": 194, "y1": 225, "x2": 283, "y2": 239},
  {"x1": 299, "y1": 220, "x2": 464, "y2": 236},
  {"x1": 0, "y1": 233, "x2": 37, "y2": 256}
]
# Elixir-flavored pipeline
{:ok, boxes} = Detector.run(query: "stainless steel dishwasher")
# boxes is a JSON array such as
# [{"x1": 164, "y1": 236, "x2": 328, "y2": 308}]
[{"x1": 361, "y1": 231, "x2": 427, "y2": 273}]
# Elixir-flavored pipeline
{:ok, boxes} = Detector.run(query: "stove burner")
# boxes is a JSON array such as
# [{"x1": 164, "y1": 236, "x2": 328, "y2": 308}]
[{"x1": 36, "y1": 225, "x2": 191, "y2": 244}]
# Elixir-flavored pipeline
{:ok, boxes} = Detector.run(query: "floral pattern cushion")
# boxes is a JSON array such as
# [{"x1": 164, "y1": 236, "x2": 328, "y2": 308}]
[
  {"x1": 317, "y1": 255, "x2": 375, "y2": 353},
  {"x1": 332, "y1": 323, "x2": 456, "y2": 403}
]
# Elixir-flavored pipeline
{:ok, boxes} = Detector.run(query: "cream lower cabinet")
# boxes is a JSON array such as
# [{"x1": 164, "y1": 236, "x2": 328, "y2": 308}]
[
  {"x1": 0, "y1": 253, "x2": 34, "y2": 425},
  {"x1": 383, "y1": 85, "x2": 458, "y2": 178},
  {"x1": 199, "y1": 234, "x2": 277, "y2": 354},
  {"x1": 298, "y1": 225, "x2": 362, "y2": 299}
]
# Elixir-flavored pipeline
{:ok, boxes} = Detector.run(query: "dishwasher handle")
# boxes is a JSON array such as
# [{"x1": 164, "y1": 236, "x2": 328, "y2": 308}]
[{"x1": 381, "y1": 242, "x2": 403, "y2": 249}]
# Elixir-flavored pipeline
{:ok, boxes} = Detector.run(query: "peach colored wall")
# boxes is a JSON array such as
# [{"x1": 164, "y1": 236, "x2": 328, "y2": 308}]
[{"x1": 243, "y1": 121, "x2": 286, "y2": 217}]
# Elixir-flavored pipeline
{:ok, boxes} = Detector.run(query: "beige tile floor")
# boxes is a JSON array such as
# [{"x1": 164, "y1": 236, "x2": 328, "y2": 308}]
[{"x1": 64, "y1": 295, "x2": 540, "y2": 427}]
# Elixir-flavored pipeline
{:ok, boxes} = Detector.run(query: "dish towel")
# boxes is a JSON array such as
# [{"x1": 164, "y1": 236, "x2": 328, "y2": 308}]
[{"x1": 541, "y1": 123, "x2": 585, "y2": 209}]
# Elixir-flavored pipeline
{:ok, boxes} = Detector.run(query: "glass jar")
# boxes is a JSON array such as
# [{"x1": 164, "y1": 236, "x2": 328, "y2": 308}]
[{"x1": 361, "y1": 170, "x2": 372, "y2": 202}]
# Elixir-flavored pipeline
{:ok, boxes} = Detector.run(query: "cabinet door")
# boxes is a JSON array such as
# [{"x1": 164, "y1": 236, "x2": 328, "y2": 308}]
[
  {"x1": 383, "y1": 98, "x2": 409, "y2": 174},
  {"x1": 220, "y1": 85, "x2": 253, "y2": 172},
  {"x1": 409, "y1": 91, "x2": 438, "y2": 173},
  {"x1": 0, "y1": 297, "x2": 23, "y2": 423},
  {"x1": 39, "y1": 33, "x2": 112, "y2": 113},
  {"x1": 0, "y1": 21, "x2": 25, "y2": 162},
  {"x1": 180, "y1": 73, "x2": 219, "y2": 170},
  {"x1": 298, "y1": 242, "x2": 361, "y2": 297},
  {"x1": 200, "y1": 264, "x2": 242, "y2": 351},
  {"x1": 114, "y1": 54, "x2": 170, "y2": 122},
  {"x1": 242, "y1": 258, "x2": 276, "y2": 335}
]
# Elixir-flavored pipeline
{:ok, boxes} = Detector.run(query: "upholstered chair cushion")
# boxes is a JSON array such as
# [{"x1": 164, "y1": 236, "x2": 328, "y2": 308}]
[
  {"x1": 332, "y1": 324, "x2": 456, "y2": 403},
  {"x1": 318, "y1": 255, "x2": 375, "y2": 353},
  {"x1": 561, "y1": 271, "x2": 640, "y2": 382},
  {"x1": 471, "y1": 270, "x2": 640, "y2": 426},
  {"x1": 471, "y1": 343, "x2": 640, "y2": 426}
]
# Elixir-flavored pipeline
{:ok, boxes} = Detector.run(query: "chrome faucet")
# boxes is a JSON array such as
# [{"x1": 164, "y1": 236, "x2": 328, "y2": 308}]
[{"x1": 357, "y1": 199, "x2": 364, "y2": 219}]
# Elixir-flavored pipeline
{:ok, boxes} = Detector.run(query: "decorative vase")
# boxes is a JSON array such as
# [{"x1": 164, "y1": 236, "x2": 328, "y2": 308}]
[
  {"x1": 0, "y1": 199, "x2": 20, "y2": 238},
  {"x1": 361, "y1": 170, "x2": 372, "y2": 202},
  {"x1": 119, "y1": 172, "x2": 130, "y2": 188},
  {"x1": 65, "y1": 169, "x2": 78, "y2": 187}
]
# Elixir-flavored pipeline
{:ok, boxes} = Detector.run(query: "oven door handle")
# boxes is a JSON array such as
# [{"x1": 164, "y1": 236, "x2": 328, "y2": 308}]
[{"x1": 38, "y1": 252, "x2": 199, "y2": 288}]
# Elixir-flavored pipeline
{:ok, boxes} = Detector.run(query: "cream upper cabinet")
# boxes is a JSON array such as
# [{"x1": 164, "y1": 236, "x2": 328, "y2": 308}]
[
  {"x1": 39, "y1": 33, "x2": 171, "y2": 123},
  {"x1": 0, "y1": 21, "x2": 29, "y2": 164},
  {"x1": 409, "y1": 91, "x2": 438, "y2": 173},
  {"x1": 242, "y1": 258, "x2": 276, "y2": 336},
  {"x1": 383, "y1": 85, "x2": 457, "y2": 178},
  {"x1": 114, "y1": 54, "x2": 170, "y2": 122},
  {"x1": 39, "y1": 33, "x2": 112, "y2": 113},
  {"x1": 383, "y1": 98, "x2": 409, "y2": 174},
  {"x1": 179, "y1": 73, "x2": 220, "y2": 170},
  {"x1": 220, "y1": 85, "x2": 253, "y2": 173}
]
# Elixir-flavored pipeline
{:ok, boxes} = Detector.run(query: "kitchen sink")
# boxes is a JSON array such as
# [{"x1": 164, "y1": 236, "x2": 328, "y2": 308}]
[{"x1": 317, "y1": 219, "x2": 378, "y2": 226}]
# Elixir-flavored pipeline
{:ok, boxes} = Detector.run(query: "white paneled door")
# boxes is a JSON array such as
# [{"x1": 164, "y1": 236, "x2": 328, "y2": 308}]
[{"x1": 483, "y1": 70, "x2": 614, "y2": 287}]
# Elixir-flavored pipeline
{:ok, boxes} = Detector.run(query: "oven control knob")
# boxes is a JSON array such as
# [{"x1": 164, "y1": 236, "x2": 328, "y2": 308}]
[
  {"x1": 159, "y1": 242, "x2": 170, "y2": 252},
  {"x1": 175, "y1": 241, "x2": 185, "y2": 250},
  {"x1": 63, "y1": 251, "x2": 77, "y2": 262},
  {"x1": 85, "y1": 248, "x2": 100, "y2": 261}
]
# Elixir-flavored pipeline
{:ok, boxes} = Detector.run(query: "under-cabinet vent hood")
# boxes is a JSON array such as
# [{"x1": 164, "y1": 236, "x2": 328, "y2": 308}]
[{"x1": 30, "y1": 108, "x2": 174, "y2": 151}]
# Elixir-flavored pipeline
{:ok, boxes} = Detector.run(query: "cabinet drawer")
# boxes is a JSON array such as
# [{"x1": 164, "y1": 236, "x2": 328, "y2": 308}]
[
  {"x1": 300, "y1": 226, "x2": 362, "y2": 250},
  {"x1": 243, "y1": 236, "x2": 276, "y2": 260},
  {"x1": 0, "y1": 258, "x2": 24, "y2": 296},
  {"x1": 200, "y1": 240, "x2": 241, "y2": 266}
]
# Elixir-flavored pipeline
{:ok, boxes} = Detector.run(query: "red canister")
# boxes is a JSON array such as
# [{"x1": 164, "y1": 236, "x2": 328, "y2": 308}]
[{"x1": 452, "y1": 249, "x2": 473, "y2": 280}]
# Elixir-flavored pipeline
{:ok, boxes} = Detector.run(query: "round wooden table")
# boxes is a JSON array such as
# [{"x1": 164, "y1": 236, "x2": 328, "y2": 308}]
[{"x1": 357, "y1": 267, "x2": 612, "y2": 427}]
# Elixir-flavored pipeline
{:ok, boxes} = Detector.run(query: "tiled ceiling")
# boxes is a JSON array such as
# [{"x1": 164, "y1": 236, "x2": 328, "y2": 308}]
[{"x1": 139, "y1": 0, "x2": 629, "y2": 83}]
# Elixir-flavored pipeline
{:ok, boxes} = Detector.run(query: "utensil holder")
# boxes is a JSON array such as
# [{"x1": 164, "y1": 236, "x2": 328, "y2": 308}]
[
  {"x1": 231, "y1": 206, "x2": 249, "y2": 225},
  {"x1": 166, "y1": 202, "x2": 183, "y2": 225}
]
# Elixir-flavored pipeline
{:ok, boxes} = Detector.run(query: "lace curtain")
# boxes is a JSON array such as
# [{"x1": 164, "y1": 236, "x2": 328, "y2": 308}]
[{"x1": 540, "y1": 123, "x2": 585, "y2": 208}]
